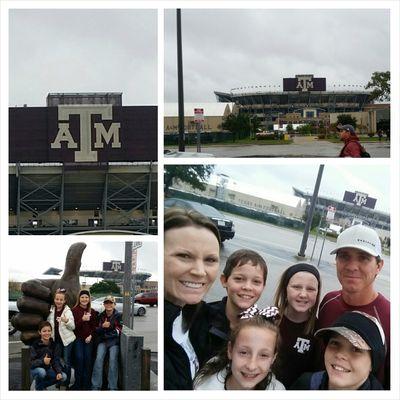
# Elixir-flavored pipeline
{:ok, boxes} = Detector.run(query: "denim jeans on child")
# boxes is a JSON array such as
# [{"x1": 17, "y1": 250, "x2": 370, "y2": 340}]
[
  {"x1": 31, "y1": 367, "x2": 67, "y2": 390},
  {"x1": 72, "y1": 338, "x2": 93, "y2": 390},
  {"x1": 91, "y1": 343, "x2": 119, "y2": 390}
]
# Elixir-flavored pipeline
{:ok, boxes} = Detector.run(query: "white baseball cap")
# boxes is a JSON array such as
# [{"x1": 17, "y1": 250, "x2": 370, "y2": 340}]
[{"x1": 330, "y1": 224, "x2": 382, "y2": 257}]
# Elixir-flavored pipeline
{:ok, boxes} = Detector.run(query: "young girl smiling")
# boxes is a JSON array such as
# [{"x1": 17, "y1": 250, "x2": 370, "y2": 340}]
[
  {"x1": 47, "y1": 288, "x2": 76, "y2": 388},
  {"x1": 194, "y1": 306, "x2": 284, "y2": 390},
  {"x1": 71, "y1": 289, "x2": 97, "y2": 390},
  {"x1": 273, "y1": 263, "x2": 321, "y2": 388}
]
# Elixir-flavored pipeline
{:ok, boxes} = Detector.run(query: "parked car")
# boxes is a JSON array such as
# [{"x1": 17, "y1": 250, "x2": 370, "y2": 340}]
[
  {"x1": 135, "y1": 291, "x2": 158, "y2": 307},
  {"x1": 9, "y1": 300, "x2": 19, "y2": 335},
  {"x1": 91, "y1": 296, "x2": 146, "y2": 317},
  {"x1": 164, "y1": 198, "x2": 235, "y2": 242}
]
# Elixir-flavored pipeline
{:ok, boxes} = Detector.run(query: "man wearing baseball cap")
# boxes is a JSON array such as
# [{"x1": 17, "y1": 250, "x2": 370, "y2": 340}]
[
  {"x1": 317, "y1": 224, "x2": 390, "y2": 389},
  {"x1": 337, "y1": 124, "x2": 363, "y2": 157}
]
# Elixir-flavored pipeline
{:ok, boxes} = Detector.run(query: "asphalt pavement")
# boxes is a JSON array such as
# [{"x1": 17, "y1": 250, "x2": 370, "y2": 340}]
[
  {"x1": 205, "y1": 214, "x2": 390, "y2": 306},
  {"x1": 169, "y1": 138, "x2": 390, "y2": 158}
]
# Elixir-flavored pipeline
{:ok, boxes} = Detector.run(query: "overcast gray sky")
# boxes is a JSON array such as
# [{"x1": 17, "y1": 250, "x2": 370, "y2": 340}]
[
  {"x1": 209, "y1": 164, "x2": 390, "y2": 213},
  {"x1": 9, "y1": 9, "x2": 157, "y2": 106},
  {"x1": 165, "y1": 8, "x2": 390, "y2": 102},
  {"x1": 8, "y1": 239, "x2": 158, "y2": 283}
]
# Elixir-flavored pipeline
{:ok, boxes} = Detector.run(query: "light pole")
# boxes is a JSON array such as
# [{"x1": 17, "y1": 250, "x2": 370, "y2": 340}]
[
  {"x1": 298, "y1": 165, "x2": 325, "y2": 257},
  {"x1": 177, "y1": 9, "x2": 185, "y2": 152}
]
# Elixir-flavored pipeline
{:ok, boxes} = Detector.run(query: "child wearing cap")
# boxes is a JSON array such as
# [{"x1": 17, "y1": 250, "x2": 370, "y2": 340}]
[
  {"x1": 272, "y1": 263, "x2": 321, "y2": 388},
  {"x1": 291, "y1": 311, "x2": 386, "y2": 390},
  {"x1": 91, "y1": 295, "x2": 123, "y2": 390}
]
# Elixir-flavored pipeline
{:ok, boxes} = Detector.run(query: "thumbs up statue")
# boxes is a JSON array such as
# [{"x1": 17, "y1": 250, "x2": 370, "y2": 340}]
[{"x1": 11, "y1": 242, "x2": 86, "y2": 344}]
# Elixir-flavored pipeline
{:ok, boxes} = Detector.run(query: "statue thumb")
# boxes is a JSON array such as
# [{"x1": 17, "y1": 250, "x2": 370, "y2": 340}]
[{"x1": 60, "y1": 242, "x2": 87, "y2": 280}]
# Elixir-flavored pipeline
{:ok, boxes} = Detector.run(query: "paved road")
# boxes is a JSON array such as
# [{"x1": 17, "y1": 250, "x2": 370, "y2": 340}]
[
  {"x1": 170, "y1": 139, "x2": 390, "y2": 158},
  {"x1": 205, "y1": 214, "x2": 390, "y2": 306}
]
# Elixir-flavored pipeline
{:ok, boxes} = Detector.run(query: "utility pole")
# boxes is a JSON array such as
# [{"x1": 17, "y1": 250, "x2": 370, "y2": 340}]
[
  {"x1": 177, "y1": 9, "x2": 185, "y2": 152},
  {"x1": 122, "y1": 241, "x2": 142, "y2": 329},
  {"x1": 298, "y1": 164, "x2": 325, "y2": 257},
  {"x1": 122, "y1": 242, "x2": 133, "y2": 328}
]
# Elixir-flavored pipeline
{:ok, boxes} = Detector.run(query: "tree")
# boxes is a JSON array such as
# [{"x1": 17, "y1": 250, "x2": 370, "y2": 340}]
[
  {"x1": 296, "y1": 124, "x2": 312, "y2": 135},
  {"x1": 286, "y1": 123, "x2": 294, "y2": 134},
  {"x1": 90, "y1": 280, "x2": 121, "y2": 295},
  {"x1": 249, "y1": 115, "x2": 262, "y2": 139},
  {"x1": 222, "y1": 113, "x2": 252, "y2": 141},
  {"x1": 164, "y1": 165, "x2": 215, "y2": 197},
  {"x1": 336, "y1": 114, "x2": 357, "y2": 127},
  {"x1": 302, "y1": 211, "x2": 322, "y2": 230},
  {"x1": 365, "y1": 71, "x2": 390, "y2": 102},
  {"x1": 377, "y1": 119, "x2": 390, "y2": 134}
]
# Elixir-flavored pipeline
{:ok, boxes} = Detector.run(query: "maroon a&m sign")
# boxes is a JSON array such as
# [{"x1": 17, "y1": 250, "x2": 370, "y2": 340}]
[{"x1": 9, "y1": 105, "x2": 157, "y2": 163}]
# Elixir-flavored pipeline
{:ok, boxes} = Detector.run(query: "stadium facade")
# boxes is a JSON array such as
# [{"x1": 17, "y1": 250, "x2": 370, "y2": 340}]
[
  {"x1": 215, "y1": 74, "x2": 388, "y2": 131},
  {"x1": 168, "y1": 178, "x2": 389, "y2": 240},
  {"x1": 9, "y1": 93, "x2": 158, "y2": 235}
]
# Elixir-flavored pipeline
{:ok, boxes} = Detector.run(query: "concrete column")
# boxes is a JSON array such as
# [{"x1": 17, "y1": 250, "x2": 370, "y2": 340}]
[{"x1": 120, "y1": 326, "x2": 143, "y2": 390}]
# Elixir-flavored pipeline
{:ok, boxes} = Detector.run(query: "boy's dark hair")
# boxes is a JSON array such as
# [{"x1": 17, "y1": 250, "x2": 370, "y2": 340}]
[
  {"x1": 38, "y1": 320, "x2": 52, "y2": 332},
  {"x1": 223, "y1": 249, "x2": 268, "y2": 284}
]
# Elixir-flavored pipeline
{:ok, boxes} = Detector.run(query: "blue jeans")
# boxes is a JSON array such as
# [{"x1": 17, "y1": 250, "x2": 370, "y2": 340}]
[
  {"x1": 73, "y1": 338, "x2": 93, "y2": 390},
  {"x1": 56, "y1": 341, "x2": 74, "y2": 386},
  {"x1": 31, "y1": 367, "x2": 67, "y2": 390},
  {"x1": 91, "y1": 343, "x2": 119, "y2": 390}
]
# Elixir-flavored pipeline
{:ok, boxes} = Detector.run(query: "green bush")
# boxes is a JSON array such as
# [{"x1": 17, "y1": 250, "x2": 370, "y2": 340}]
[{"x1": 90, "y1": 280, "x2": 121, "y2": 295}]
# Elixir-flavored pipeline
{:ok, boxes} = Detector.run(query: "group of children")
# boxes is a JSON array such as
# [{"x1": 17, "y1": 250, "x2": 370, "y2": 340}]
[
  {"x1": 188, "y1": 249, "x2": 386, "y2": 391},
  {"x1": 30, "y1": 290, "x2": 122, "y2": 391}
]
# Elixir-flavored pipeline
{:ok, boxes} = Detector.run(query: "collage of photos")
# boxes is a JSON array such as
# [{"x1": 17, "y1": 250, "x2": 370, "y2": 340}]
[{"x1": 0, "y1": 2, "x2": 398, "y2": 400}]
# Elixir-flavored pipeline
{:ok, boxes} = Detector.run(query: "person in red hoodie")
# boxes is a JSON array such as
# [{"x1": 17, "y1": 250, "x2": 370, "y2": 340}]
[
  {"x1": 338, "y1": 124, "x2": 362, "y2": 157},
  {"x1": 71, "y1": 289, "x2": 98, "y2": 390}
]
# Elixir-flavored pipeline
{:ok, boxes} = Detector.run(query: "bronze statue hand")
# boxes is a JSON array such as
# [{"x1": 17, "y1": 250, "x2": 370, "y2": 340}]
[{"x1": 11, "y1": 242, "x2": 86, "y2": 344}]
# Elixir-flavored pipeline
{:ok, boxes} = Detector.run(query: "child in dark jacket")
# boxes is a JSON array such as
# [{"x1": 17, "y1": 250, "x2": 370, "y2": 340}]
[
  {"x1": 291, "y1": 311, "x2": 386, "y2": 390},
  {"x1": 30, "y1": 321, "x2": 67, "y2": 390},
  {"x1": 91, "y1": 295, "x2": 123, "y2": 390}
]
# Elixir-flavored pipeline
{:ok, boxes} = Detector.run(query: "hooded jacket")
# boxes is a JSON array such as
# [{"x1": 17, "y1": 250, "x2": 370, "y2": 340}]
[
  {"x1": 164, "y1": 300, "x2": 210, "y2": 390},
  {"x1": 47, "y1": 304, "x2": 76, "y2": 346},
  {"x1": 290, "y1": 370, "x2": 383, "y2": 390},
  {"x1": 30, "y1": 337, "x2": 63, "y2": 374}
]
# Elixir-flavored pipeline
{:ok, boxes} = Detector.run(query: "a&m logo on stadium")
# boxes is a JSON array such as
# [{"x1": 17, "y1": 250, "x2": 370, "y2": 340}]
[{"x1": 50, "y1": 105, "x2": 122, "y2": 162}]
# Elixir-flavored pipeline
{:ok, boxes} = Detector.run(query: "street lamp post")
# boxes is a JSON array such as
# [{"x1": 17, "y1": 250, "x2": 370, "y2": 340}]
[
  {"x1": 177, "y1": 9, "x2": 185, "y2": 152},
  {"x1": 298, "y1": 165, "x2": 325, "y2": 257}
]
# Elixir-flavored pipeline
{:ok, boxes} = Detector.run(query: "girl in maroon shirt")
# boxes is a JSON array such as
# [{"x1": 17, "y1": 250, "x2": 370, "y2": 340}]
[{"x1": 71, "y1": 289, "x2": 98, "y2": 390}]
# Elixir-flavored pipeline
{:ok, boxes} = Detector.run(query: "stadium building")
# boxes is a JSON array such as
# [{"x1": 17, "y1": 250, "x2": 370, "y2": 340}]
[
  {"x1": 215, "y1": 74, "x2": 389, "y2": 132},
  {"x1": 167, "y1": 177, "x2": 389, "y2": 241},
  {"x1": 9, "y1": 93, "x2": 158, "y2": 235},
  {"x1": 293, "y1": 187, "x2": 390, "y2": 239}
]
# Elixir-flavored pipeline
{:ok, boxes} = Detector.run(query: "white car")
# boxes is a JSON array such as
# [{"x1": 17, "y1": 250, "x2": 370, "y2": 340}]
[{"x1": 91, "y1": 296, "x2": 146, "y2": 317}]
